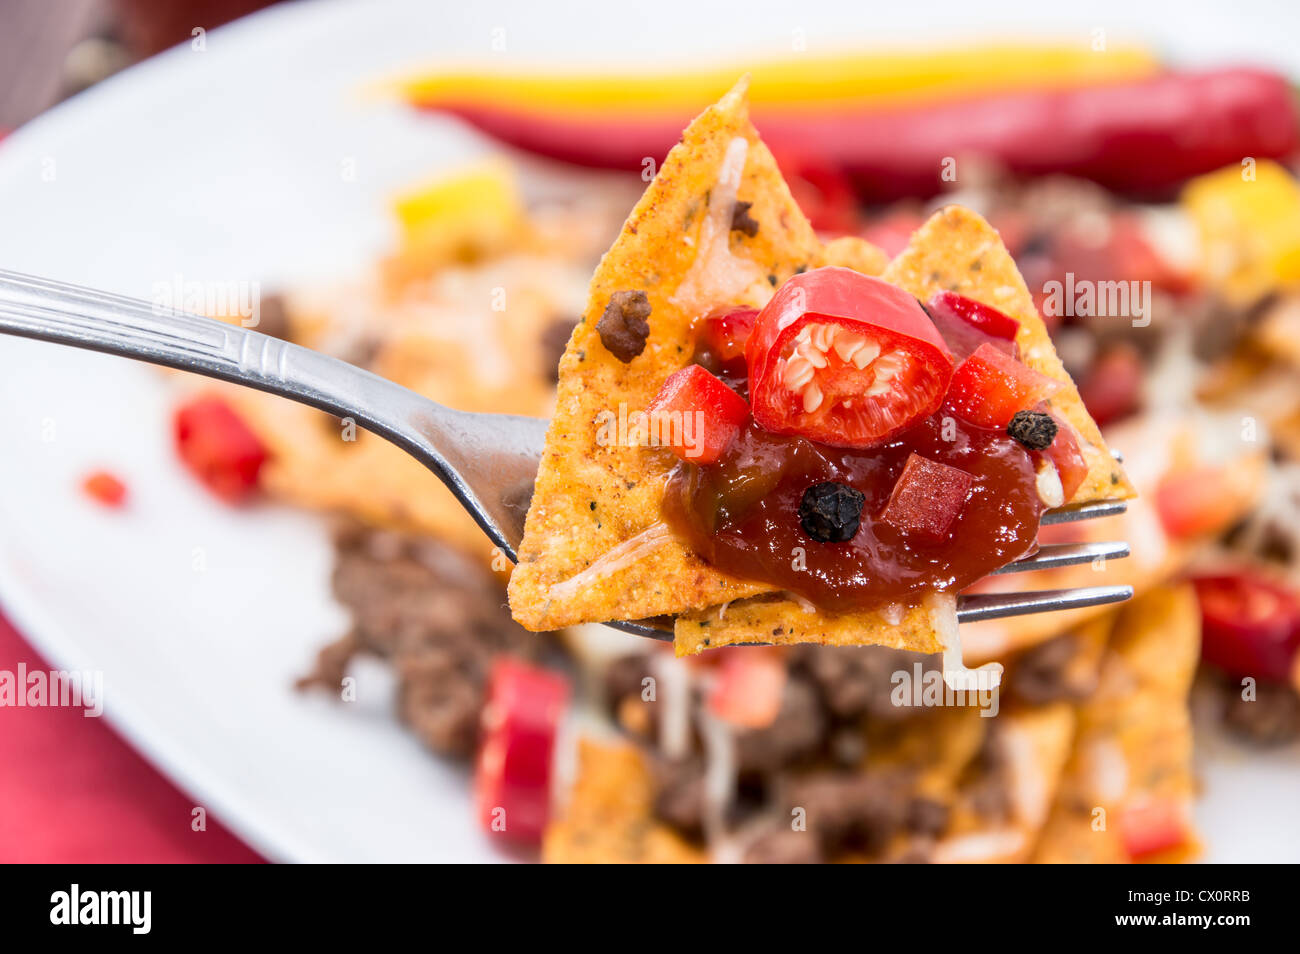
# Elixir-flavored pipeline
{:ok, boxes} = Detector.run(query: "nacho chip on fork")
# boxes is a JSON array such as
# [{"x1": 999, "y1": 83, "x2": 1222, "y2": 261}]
[{"x1": 508, "y1": 79, "x2": 1133, "y2": 658}]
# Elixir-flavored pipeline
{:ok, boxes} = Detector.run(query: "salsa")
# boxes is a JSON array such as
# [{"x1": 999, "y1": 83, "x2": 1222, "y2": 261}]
[
  {"x1": 662, "y1": 405, "x2": 1045, "y2": 612},
  {"x1": 657, "y1": 273, "x2": 1053, "y2": 613}
]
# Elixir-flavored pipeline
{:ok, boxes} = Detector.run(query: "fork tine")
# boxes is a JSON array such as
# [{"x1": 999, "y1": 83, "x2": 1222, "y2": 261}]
[
  {"x1": 1041, "y1": 498, "x2": 1127, "y2": 524},
  {"x1": 956, "y1": 585, "x2": 1134, "y2": 623},
  {"x1": 992, "y1": 540, "x2": 1130, "y2": 574}
]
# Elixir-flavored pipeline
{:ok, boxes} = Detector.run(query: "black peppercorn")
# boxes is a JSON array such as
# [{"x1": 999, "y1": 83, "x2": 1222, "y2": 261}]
[
  {"x1": 798, "y1": 482, "x2": 865, "y2": 543},
  {"x1": 1006, "y1": 410, "x2": 1058, "y2": 450}
]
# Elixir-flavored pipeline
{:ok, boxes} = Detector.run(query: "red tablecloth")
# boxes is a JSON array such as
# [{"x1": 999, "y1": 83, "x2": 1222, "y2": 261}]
[{"x1": 0, "y1": 610, "x2": 263, "y2": 863}]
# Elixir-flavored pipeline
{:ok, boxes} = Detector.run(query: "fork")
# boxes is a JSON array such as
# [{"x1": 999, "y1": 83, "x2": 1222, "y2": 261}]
[{"x1": 0, "y1": 269, "x2": 1133, "y2": 640}]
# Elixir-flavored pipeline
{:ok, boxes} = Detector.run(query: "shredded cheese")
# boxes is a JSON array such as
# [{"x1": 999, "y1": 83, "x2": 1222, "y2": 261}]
[{"x1": 652, "y1": 653, "x2": 692, "y2": 760}]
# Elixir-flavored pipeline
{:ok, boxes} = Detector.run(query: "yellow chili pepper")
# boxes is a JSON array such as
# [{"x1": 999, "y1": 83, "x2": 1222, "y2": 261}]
[{"x1": 391, "y1": 42, "x2": 1157, "y2": 118}]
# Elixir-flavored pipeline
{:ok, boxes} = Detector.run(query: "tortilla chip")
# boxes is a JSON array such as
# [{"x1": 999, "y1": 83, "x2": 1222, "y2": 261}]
[
  {"x1": 508, "y1": 82, "x2": 1131, "y2": 657},
  {"x1": 542, "y1": 739, "x2": 704, "y2": 864},
  {"x1": 1032, "y1": 584, "x2": 1201, "y2": 863}
]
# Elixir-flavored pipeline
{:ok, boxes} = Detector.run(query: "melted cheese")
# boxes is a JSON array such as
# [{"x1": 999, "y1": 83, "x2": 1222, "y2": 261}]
[
  {"x1": 926, "y1": 591, "x2": 1003, "y2": 692},
  {"x1": 671, "y1": 137, "x2": 773, "y2": 315},
  {"x1": 546, "y1": 522, "x2": 673, "y2": 604}
]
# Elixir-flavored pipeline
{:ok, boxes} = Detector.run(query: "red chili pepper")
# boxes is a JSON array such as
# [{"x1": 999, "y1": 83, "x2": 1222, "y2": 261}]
[
  {"x1": 700, "y1": 307, "x2": 759, "y2": 362},
  {"x1": 426, "y1": 69, "x2": 1299, "y2": 200},
  {"x1": 645, "y1": 364, "x2": 750, "y2": 464},
  {"x1": 1193, "y1": 572, "x2": 1300, "y2": 684},
  {"x1": 173, "y1": 395, "x2": 268, "y2": 504},
  {"x1": 474, "y1": 658, "x2": 569, "y2": 844},
  {"x1": 924, "y1": 291, "x2": 1020, "y2": 361},
  {"x1": 81, "y1": 470, "x2": 128, "y2": 509},
  {"x1": 747, "y1": 268, "x2": 953, "y2": 448}
]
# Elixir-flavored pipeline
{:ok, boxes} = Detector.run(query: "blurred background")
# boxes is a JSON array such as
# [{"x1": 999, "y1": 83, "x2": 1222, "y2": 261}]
[{"x1": 1, "y1": 0, "x2": 1298, "y2": 864}]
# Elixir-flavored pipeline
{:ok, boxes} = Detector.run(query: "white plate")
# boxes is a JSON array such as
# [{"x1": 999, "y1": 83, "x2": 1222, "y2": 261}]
[{"x1": 1, "y1": 0, "x2": 1297, "y2": 862}]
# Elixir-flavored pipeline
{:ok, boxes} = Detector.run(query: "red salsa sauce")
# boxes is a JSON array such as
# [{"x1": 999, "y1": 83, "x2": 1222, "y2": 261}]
[{"x1": 661, "y1": 319, "x2": 1046, "y2": 614}]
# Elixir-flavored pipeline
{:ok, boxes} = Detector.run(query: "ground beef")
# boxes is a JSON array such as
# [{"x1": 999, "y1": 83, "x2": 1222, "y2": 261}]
[
  {"x1": 297, "y1": 520, "x2": 537, "y2": 758},
  {"x1": 730, "y1": 200, "x2": 760, "y2": 237},
  {"x1": 1008, "y1": 633, "x2": 1095, "y2": 705},
  {"x1": 780, "y1": 771, "x2": 910, "y2": 855},
  {"x1": 651, "y1": 757, "x2": 707, "y2": 839},
  {"x1": 906, "y1": 797, "x2": 950, "y2": 838},
  {"x1": 1221, "y1": 677, "x2": 1300, "y2": 745},
  {"x1": 596, "y1": 290, "x2": 651, "y2": 362},
  {"x1": 791, "y1": 644, "x2": 937, "y2": 721},
  {"x1": 961, "y1": 726, "x2": 1012, "y2": 821},
  {"x1": 743, "y1": 827, "x2": 823, "y2": 864},
  {"x1": 734, "y1": 675, "x2": 826, "y2": 774}
]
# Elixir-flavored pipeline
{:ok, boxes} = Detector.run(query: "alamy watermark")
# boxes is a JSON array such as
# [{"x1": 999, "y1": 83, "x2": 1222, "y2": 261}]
[
  {"x1": 890, "y1": 662, "x2": 999, "y2": 717},
  {"x1": 152, "y1": 274, "x2": 262, "y2": 328},
  {"x1": 1041, "y1": 272, "x2": 1151, "y2": 328},
  {"x1": 0, "y1": 664, "x2": 103, "y2": 717},
  {"x1": 595, "y1": 403, "x2": 709, "y2": 459}
]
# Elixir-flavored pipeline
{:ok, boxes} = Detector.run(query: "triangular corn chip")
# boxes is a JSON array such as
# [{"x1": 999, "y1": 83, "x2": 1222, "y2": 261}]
[{"x1": 509, "y1": 81, "x2": 1133, "y2": 657}]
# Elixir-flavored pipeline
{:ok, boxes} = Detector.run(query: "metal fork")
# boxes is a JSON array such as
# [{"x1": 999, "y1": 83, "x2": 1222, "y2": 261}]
[{"x1": 0, "y1": 269, "x2": 1133, "y2": 641}]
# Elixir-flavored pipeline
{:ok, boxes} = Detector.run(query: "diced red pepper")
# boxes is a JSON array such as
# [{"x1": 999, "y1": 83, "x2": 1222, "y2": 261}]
[
  {"x1": 645, "y1": 364, "x2": 749, "y2": 463},
  {"x1": 174, "y1": 395, "x2": 268, "y2": 504},
  {"x1": 700, "y1": 307, "x2": 758, "y2": 362},
  {"x1": 944, "y1": 343, "x2": 1061, "y2": 429},
  {"x1": 474, "y1": 658, "x2": 570, "y2": 845},
  {"x1": 1193, "y1": 572, "x2": 1300, "y2": 684},
  {"x1": 81, "y1": 470, "x2": 128, "y2": 509},
  {"x1": 1119, "y1": 796, "x2": 1192, "y2": 861},
  {"x1": 1154, "y1": 466, "x2": 1244, "y2": 540},
  {"x1": 707, "y1": 648, "x2": 787, "y2": 729},
  {"x1": 1040, "y1": 409, "x2": 1088, "y2": 502},
  {"x1": 879, "y1": 452, "x2": 974, "y2": 542}
]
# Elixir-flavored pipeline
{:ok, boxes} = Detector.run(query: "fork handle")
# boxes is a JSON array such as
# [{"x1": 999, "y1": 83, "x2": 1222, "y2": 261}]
[{"x1": 0, "y1": 269, "x2": 545, "y2": 557}]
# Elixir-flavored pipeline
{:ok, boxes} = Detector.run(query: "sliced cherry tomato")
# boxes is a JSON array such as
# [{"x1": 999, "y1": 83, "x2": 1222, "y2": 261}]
[
  {"x1": 700, "y1": 307, "x2": 758, "y2": 362},
  {"x1": 173, "y1": 395, "x2": 268, "y2": 503},
  {"x1": 879, "y1": 452, "x2": 974, "y2": 543},
  {"x1": 645, "y1": 364, "x2": 749, "y2": 464},
  {"x1": 81, "y1": 470, "x2": 128, "y2": 509},
  {"x1": 747, "y1": 268, "x2": 954, "y2": 449},
  {"x1": 925, "y1": 290, "x2": 1020, "y2": 361},
  {"x1": 1154, "y1": 466, "x2": 1245, "y2": 540},
  {"x1": 1119, "y1": 795, "x2": 1192, "y2": 861},
  {"x1": 944, "y1": 343, "x2": 1061, "y2": 429},
  {"x1": 707, "y1": 648, "x2": 787, "y2": 729},
  {"x1": 474, "y1": 657, "x2": 570, "y2": 844},
  {"x1": 1078, "y1": 344, "x2": 1143, "y2": 428},
  {"x1": 1040, "y1": 409, "x2": 1088, "y2": 502},
  {"x1": 1193, "y1": 572, "x2": 1300, "y2": 683}
]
